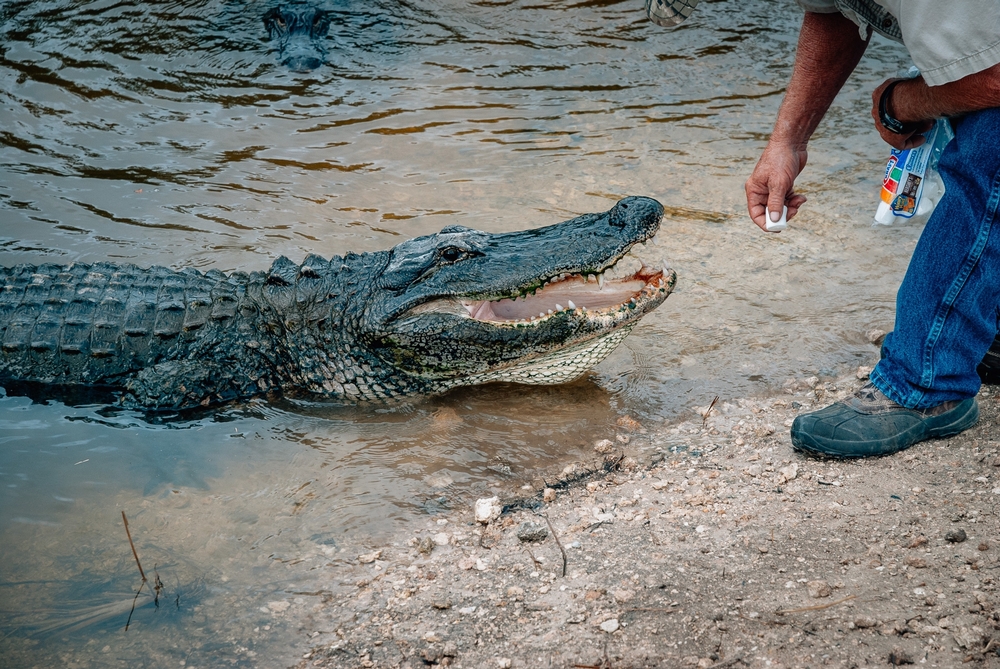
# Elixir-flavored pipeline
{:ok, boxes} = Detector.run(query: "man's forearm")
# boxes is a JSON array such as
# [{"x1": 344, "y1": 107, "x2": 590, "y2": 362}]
[
  {"x1": 771, "y1": 12, "x2": 870, "y2": 148},
  {"x1": 891, "y1": 63, "x2": 1000, "y2": 122}
]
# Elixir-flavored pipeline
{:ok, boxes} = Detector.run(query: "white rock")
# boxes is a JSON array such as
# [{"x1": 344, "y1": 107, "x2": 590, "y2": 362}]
[
  {"x1": 779, "y1": 463, "x2": 799, "y2": 482},
  {"x1": 267, "y1": 600, "x2": 290, "y2": 613},
  {"x1": 432, "y1": 532, "x2": 450, "y2": 546},
  {"x1": 599, "y1": 618, "x2": 620, "y2": 633},
  {"x1": 475, "y1": 496, "x2": 502, "y2": 524}
]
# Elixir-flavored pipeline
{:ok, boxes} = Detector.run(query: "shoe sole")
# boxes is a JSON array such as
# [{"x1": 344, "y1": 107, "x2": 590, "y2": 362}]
[{"x1": 792, "y1": 398, "x2": 980, "y2": 459}]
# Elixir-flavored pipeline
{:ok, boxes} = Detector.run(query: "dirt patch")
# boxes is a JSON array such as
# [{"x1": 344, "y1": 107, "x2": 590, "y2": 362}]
[{"x1": 290, "y1": 375, "x2": 1000, "y2": 669}]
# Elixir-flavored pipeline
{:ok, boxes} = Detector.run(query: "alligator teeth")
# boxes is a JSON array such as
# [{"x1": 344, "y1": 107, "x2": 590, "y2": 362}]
[
  {"x1": 539, "y1": 312, "x2": 545, "y2": 318},
  {"x1": 555, "y1": 304, "x2": 563, "y2": 312},
  {"x1": 547, "y1": 309, "x2": 553, "y2": 315},
  {"x1": 598, "y1": 273, "x2": 605, "y2": 290},
  {"x1": 567, "y1": 300, "x2": 576, "y2": 309}
]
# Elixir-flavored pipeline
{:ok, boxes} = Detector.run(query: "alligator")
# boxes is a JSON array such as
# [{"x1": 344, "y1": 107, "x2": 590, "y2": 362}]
[
  {"x1": 263, "y1": 4, "x2": 331, "y2": 72},
  {"x1": 0, "y1": 196, "x2": 674, "y2": 410}
]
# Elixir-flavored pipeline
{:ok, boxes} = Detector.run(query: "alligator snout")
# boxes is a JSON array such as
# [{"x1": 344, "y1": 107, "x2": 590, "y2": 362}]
[{"x1": 263, "y1": 4, "x2": 331, "y2": 72}]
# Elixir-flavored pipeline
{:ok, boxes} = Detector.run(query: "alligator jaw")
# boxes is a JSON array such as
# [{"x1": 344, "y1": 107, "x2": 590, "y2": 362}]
[
  {"x1": 403, "y1": 245, "x2": 673, "y2": 326},
  {"x1": 458, "y1": 259, "x2": 671, "y2": 325}
]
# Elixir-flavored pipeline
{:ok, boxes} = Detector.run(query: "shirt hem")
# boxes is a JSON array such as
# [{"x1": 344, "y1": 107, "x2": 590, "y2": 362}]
[{"x1": 919, "y1": 38, "x2": 1000, "y2": 87}]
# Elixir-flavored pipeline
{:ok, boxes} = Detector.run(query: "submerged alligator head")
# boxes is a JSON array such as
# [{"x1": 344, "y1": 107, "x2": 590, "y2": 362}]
[
  {"x1": 0, "y1": 197, "x2": 675, "y2": 410},
  {"x1": 262, "y1": 4, "x2": 331, "y2": 72}
]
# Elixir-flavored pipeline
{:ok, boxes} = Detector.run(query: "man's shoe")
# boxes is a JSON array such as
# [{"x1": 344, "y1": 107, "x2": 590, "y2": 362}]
[
  {"x1": 791, "y1": 382, "x2": 979, "y2": 458},
  {"x1": 978, "y1": 334, "x2": 1000, "y2": 384}
]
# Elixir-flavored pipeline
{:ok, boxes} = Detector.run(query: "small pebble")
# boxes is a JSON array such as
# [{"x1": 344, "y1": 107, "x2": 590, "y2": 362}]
[
  {"x1": 599, "y1": 618, "x2": 620, "y2": 633},
  {"x1": 807, "y1": 580, "x2": 832, "y2": 598},
  {"x1": 854, "y1": 615, "x2": 879, "y2": 629},
  {"x1": 594, "y1": 439, "x2": 614, "y2": 454},
  {"x1": 888, "y1": 647, "x2": 914, "y2": 665},
  {"x1": 543, "y1": 488, "x2": 557, "y2": 503},
  {"x1": 475, "y1": 497, "x2": 502, "y2": 524},
  {"x1": 516, "y1": 521, "x2": 549, "y2": 543},
  {"x1": 945, "y1": 528, "x2": 968, "y2": 543},
  {"x1": 358, "y1": 550, "x2": 382, "y2": 564}
]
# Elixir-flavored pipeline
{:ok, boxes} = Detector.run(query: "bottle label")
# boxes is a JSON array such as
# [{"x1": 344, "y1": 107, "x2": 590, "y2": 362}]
[{"x1": 878, "y1": 124, "x2": 939, "y2": 218}]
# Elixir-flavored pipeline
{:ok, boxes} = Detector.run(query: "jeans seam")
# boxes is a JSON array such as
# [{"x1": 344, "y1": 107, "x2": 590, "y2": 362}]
[{"x1": 917, "y1": 162, "x2": 1000, "y2": 406}]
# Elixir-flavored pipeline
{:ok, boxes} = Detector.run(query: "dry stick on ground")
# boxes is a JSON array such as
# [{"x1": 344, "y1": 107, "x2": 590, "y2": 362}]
[
  {"x1": 706, "y1": 657, "x2": 747, "y2": 669},
  {"x1": 535, "y1": 512, "x2": 567, "y2": 577},
  {"x1": 122, "y1": 511, "x2": 147, "y2": 631},
  {"x1": 524, "y1": 547, "x2": 543, "y2": 569},
  {"x1": 626, "y1": 607, "x2": 680, "y2": 613},
  {"x1": 774, "y1": 594, "x2": 857, "y2": 615}
]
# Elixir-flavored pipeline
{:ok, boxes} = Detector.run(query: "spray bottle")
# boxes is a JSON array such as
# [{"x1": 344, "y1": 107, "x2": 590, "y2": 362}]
[{"x1": 873, "y1": 117, "x2": 953, "y2": 226}]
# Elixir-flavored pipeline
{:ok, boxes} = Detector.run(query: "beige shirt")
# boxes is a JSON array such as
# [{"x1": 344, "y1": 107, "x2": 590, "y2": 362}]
[{"x1": 798, "y1": 0, "x2": 1000, "y2": 86}]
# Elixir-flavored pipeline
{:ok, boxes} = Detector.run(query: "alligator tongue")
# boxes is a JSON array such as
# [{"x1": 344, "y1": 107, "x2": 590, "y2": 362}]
[{"x1": 470, "y1": 301, "x2": 498, "y2": 320}]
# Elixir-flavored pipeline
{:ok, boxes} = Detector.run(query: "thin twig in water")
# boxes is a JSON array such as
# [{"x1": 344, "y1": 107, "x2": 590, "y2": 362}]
[
  {"x1": 153, "y1": 565, "x2": 164, "y2": 608},
  {"x1": 121, "y1": 512, "x2": 148, "y2": 632},
  {"x1": 702, "y1": 395, "x2": 720, "y2": 427},
  {"x1": 536, "y1": 512, "x2": 567, "y2": 577},
  {"x1": 122, "y1": 512, "x2": 146, "y2": 583},
  {"x1": 125, "y1": 583, "x2": 145, "y2": 631},
  {"x1": 775, "y1": 594, "x2": 856, "y2": 615}
]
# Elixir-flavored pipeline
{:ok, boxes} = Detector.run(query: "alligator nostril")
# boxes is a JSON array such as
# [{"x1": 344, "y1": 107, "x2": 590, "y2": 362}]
[{"x1": 284, "y1": 56, "x2": 323, "y2": 72}]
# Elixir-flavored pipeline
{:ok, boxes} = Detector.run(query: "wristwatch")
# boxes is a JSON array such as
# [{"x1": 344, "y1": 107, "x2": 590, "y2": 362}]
[{"x1": 878, "y1": 79, "x2": 920, "y2": 135}]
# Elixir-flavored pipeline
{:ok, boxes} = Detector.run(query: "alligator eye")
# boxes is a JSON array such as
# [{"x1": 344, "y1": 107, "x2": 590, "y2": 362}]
[
  {"x1": 275, "y1": 17, "x2": 286, "y2": 28},
  {"x1": 439, "y1": 247, "x2": 465, "y2": 263}
]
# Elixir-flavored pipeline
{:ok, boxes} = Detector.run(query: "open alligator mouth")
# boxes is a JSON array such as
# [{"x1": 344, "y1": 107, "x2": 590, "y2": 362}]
[
  {"x1": 460, "y1": 257, "x2": 670, "y2": 324},
  {"x1": 406, "y1": 238, "x2": 673, "y2": 326},
  {"x1": 454, "y1": 235, "x2": 675, "y2": 325}
]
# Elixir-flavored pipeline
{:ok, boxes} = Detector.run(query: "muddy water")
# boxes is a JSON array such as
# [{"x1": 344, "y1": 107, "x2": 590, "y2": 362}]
[{"x1": 0, "y1": 0, "x2": 918, "y2": 666}]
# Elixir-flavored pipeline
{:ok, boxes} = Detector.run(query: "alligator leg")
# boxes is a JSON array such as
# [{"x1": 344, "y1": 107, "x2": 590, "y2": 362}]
[{"x1": 121, "y1": 360, "x2": 259, "y2": 410}]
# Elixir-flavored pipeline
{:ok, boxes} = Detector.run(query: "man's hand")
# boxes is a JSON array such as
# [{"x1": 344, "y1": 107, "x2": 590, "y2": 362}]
[
  {"x1": 871, "y1": 78, "x2": 934, "y2": 150},
  {"x1": 745, "y1": 142, "x2": 809, "y2": 232},
  {"x1": 743, "y1": 11, "x2": 869, "y2": 233}
]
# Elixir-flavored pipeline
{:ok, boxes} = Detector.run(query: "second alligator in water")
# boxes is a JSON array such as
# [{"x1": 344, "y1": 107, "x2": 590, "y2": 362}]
[
  {"x1": 0, "y1": 197, "x2": 675, "y2": 410},
  {"x1": 263, "y1": 4, "x2": 332, "y2": 72}
]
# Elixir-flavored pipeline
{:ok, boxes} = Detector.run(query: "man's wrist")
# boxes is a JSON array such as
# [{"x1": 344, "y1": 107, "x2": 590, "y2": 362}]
[{"x1": 879, "y1": 79, "x2": 921, "y2": 134}]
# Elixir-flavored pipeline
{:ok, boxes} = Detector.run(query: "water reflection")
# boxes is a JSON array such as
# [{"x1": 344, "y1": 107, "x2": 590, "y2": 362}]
[{"x1": 0, "y1": 0, "x2": 917, "y2": 665}]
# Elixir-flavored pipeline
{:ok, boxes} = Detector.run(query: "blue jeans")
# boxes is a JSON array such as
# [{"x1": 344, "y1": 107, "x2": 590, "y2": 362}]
[{"x1": 871, "y1": 106, "x2": 1000, "y2": 408}]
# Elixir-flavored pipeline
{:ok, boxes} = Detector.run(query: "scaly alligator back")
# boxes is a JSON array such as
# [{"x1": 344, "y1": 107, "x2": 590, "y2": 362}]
[{"x1": 0, "y1": 262, "x2": 275, "y2": 405}]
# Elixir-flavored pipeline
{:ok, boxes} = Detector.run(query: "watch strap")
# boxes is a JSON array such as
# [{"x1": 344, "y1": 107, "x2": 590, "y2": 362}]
[{"x1": 878, "y1": 79, "x2": 920, "y2": 135}]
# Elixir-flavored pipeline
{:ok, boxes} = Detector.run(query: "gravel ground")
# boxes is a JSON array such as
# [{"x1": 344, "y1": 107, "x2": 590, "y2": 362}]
[{"x1": 287, "y1": 373, "x2": 1000, "y2": 669}]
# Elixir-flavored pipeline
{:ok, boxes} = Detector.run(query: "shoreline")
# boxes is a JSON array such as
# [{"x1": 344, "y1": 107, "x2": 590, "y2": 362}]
[{"x1": 285, "y1": 371, "x2": 1000, "y2": 669}]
